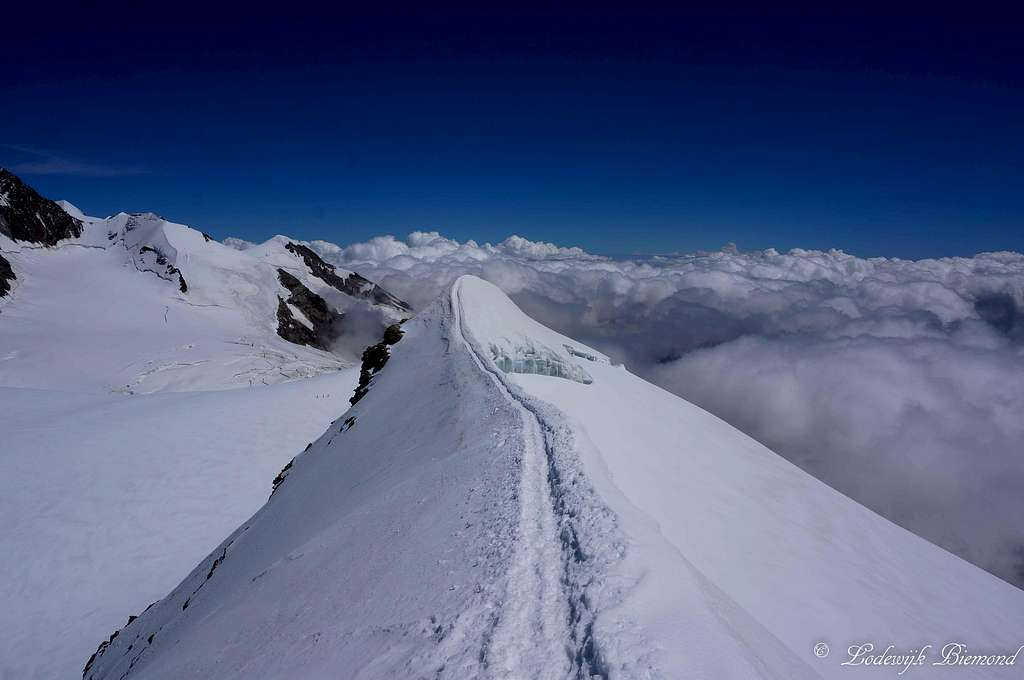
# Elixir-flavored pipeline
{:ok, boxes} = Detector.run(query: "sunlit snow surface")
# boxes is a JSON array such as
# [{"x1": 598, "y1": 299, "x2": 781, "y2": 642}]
[
  {"x1": 0, "y1": 207, "x2": 365, "y2": 679},
  {"x1": 82, "y1": 277, "x2": 1024, "y2": 680},
  {"x1": 0, "y1": 205, "x2": 403, "y2": 393},
  {"x1": 0, "y1": 374, "x2": 358, "y2": 680}
]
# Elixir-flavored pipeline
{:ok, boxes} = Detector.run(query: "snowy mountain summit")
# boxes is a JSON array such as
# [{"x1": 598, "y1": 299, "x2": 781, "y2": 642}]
[
  {"x1": 0, "y1": 172, "x2": 409, "y2": 392},
  {"x1": 83, "y1": 276, "x2": 1024, "y2": 679}
]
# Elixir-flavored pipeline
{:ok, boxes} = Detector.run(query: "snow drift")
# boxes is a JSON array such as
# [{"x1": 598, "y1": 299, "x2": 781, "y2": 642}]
[{"x1": 83, "y1": 276, "x2": 1024, "y2": 679}]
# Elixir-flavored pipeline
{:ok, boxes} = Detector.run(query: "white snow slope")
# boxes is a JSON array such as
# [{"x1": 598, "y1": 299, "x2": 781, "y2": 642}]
[
  {"x1": 83, "y1": 276, "x2": 1024, "y2": 679},
  {"x1": 0, "y1": 203, "x2": 383, "y2": 678},
  {"x1": 0, "y1": 375, "x2": 357, "y2": 680},
  {"x1": 0, "y1": 204, "x2": 403, "y2": 393}
]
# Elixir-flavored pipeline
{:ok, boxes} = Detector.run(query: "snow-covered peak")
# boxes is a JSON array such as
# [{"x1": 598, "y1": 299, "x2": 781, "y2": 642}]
[
  {"x1": 81, "y1": 275, "x2": 1024, "y2": 679},
  {"x1": 455, "y1": 275, "x2": 607, "y2": 383},
  {"x1": 238, "y1": 234, "x2": 295, "y2": 257},
  {"x1": 0, "y1": 170, "x2": 411, "y2": 392},
  {"x1": 56, "y1": 199, "x2": 87, "y2": 221}
]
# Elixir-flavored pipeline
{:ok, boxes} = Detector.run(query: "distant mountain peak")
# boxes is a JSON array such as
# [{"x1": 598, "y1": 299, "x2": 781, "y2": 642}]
[
  {"x1": 0, "y1": 169, "x2": 83, "y2": 245},
  {"x1": 284, "y1": 240, "x2": 412, "y2": 314}
]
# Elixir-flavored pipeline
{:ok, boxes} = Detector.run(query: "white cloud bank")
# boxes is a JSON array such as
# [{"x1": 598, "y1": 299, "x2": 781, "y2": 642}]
[{"x1": 309, "y1": 231, "x2": 1024, "y2": 588}]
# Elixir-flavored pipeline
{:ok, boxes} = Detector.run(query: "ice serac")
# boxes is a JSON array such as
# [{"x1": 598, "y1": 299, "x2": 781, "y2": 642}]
[{"x1": 83, "y1": 276, "x2": 1024, "y2": 679}]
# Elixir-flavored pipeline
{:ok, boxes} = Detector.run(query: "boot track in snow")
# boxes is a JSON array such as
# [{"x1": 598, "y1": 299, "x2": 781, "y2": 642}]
[{"x1": 451, "y1": 278, "x2": 608, "y2": 679}]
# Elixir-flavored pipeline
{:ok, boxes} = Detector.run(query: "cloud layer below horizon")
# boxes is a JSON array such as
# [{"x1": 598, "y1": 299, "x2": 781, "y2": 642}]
[{"x1": 307, "y1": 230, "x2": 1024, "y2": 588}]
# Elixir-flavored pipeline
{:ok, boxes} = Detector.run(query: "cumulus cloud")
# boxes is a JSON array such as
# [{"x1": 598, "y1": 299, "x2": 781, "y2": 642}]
[
  {"x1": 310, "y1": 231, "x2": 1024, "y2": 588},
  {"x1": 222, "y1": 236, "x2": 257, "y2": 251}
]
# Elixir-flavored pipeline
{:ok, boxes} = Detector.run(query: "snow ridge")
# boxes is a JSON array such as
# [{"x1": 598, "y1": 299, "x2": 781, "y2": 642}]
[
  {"x1": 453, "y1": 277, "x2": 625, "y2": 678},
  {"x1": 70, "y1": 275, "x2": 1024, "y2": 679}
]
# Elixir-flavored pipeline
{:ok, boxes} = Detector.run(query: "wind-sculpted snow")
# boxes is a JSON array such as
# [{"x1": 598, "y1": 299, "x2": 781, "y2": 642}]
[{"x1": 314, "y1": 231, "x2": 1024, "y2": 588}]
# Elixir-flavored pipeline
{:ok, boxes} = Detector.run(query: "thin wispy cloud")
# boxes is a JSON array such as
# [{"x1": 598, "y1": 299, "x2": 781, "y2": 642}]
[{"x1": 2, "y1": 144, "x2": 147, "y2": 177}]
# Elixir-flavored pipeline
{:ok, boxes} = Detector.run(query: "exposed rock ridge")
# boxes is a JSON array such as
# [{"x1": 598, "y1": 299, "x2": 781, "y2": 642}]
[
  {"x1": 0, "y1": 169, "x2": 83, "y2": 245},
  {"x1": 0, "y1": 253, "x2": 14, "y2": 297},
  {"x1": 275, "y1": 268, "x2": 344, "y2": 350},
  {"x1": 350, "y1": 323, "x2": 404, "y2": 405},
  {"x1": 284, "y1": 241, "x2": 411, "y2": 313}
]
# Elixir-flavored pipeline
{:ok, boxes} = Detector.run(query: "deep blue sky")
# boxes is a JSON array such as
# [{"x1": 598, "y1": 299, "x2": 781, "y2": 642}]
[{"x1": 3, "y1": 4, "x2": 1022, "y2": 258}]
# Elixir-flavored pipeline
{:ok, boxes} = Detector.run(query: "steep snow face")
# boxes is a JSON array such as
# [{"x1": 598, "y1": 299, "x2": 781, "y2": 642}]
[
  {"x1": 0, "y1": 205, "x2": 406, "y2": 392},
  {"x1": 83, "y1": 277, "x2": 1024, "y2": 679}
]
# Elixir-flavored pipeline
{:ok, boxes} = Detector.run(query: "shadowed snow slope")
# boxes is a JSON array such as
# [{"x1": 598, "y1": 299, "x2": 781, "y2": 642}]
[{"x1": 84, "y1": 277, "x2": 1024, "y2": 679}]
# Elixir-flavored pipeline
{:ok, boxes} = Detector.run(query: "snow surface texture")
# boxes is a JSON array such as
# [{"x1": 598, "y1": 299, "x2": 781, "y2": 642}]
[
  {"x1": 0, "y1": 373, "x2": 358, "y2": 680},
  {"x1": 314, "y1": 231, "x2": 1024, "y2": 589},
  {"x1": 84, "y1": 277, "x2": 1024, "y2": 679}
]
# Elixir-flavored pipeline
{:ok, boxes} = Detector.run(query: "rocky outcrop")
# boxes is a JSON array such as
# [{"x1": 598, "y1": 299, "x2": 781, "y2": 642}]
[
  {"x1": 0, "y1": 253, "x2": 14, "y2": 297},
  {"x1": 0, "y1": 169, "x2": 83, "y2": 245},
  {"x1": 350, "y1": 323, "x2": 404, "y2": 405},
  {"x1": 275, "y1": 269, "x2": 344, "y2": 350},
  {"x1": 284, "y1": 241, "x2": 410, "y2": 313},
  {"x1": 276, "y1": 298, "x2": 319, "y2": 348},
  {"x1": 135, "y1": 243, "x2": 188, "y2": 293}
]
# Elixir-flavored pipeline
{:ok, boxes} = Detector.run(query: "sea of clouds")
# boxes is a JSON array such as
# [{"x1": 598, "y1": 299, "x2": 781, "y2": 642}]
[{"x1": 308, "y1": 231, "x2": 1024, "y2": 588}]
